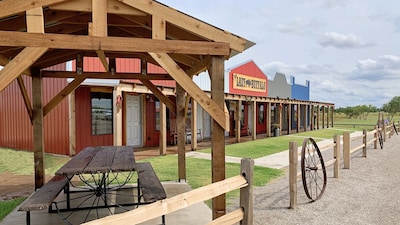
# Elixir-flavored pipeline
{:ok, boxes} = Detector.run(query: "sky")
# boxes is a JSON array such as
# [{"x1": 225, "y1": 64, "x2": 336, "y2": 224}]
[{"x1": 159, "y1": 0, "x2": 400, "y2": 108}]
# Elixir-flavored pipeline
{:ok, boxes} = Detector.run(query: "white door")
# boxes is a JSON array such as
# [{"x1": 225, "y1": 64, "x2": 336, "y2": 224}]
[{"x1": 126, "y1": 95, "x2": 142, "y2": 146}]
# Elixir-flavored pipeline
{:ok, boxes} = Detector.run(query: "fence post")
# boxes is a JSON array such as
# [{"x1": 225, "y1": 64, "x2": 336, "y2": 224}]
[
  {"x1": 374, "y1": 125, "x2": 378, "y2": 149},
  {"x1": 333, "y1": 135, "x2": 340, "y2": 178},
  {"x1": 362, "y1": 129, "x2": 367, "y2": 157},
  {"x1": 240, "y1": 158, "x2": 254, "y2": 225},
  {"x1": 343, "y1": 132, "x2": 350, "y2": 169},
  {"x1": 289, "y1": 141, "x2": 298, "y2": 209},
  {"x1": 383, "y1": 122, "x2": 387, "y2": 142}
]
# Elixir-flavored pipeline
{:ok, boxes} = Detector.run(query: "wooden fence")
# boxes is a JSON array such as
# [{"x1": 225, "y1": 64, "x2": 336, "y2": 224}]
[
  {"x1": 83, "y1": 158, "x2": 254, "y2": 225},
  {"x1": 289, "y1": 123, "x2": 395, "y2": 209}
]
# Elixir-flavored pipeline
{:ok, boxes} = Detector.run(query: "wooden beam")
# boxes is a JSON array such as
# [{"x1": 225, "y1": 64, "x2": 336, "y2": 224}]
[
  {"x1": 139, "y1": 78, "x2": 176, "y2": 114},
  {"x1": 26, "y1": 7, "x2": 44, "y2": 33},
  {"x1": 41, "y1": 70, "x2": 172, "y2": 79},
  {"x1": 17, "y1": 76, "x2": 33, "y2": 120},
  {"x1": 176, "y1": 84, "x2": 186, "y2": 181},
  {"x1": 32, "y1": 68, "x2": 45, "y2": 189},
  {"x1": 82, "y1": 175, "x2": 247, "y2": 225},
  {"x1": 119, "y1": 0, "x2": 248, "y2": 52},
  {"x1": 90, "y1": 0, "x2": 109, "y2": 72},
  {"x1": 49, "y1": 0, "x2": 146, "y2": 16},
  {"x1": 43, "y1": 77, "x2": 85, "y2": 116},
  {"x1": 149, "y1": 52, "x2": 227, "y2": 130},
  {"x1": 210, "y1": 56, "x2": 226, "y2": 219},
  {"x1": 0, "y1": 0, "x2": 68, "y2": 18},
  {"x1": 0, "y1": 47, "x2": 48, "y2": 92},
  {"x1": 0, "y1": 31, "x2": 231, "y2": 56}
]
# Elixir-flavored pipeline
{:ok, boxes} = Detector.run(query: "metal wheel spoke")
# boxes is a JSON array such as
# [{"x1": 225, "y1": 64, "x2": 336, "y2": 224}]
[{"x1": 301, "y1": 137, "x2": 327, "y2": 202}]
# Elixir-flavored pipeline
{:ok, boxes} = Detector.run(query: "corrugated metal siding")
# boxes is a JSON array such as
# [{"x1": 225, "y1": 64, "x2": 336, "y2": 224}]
[
  {"x1": 75, "y1": 87, "x2": 113, "y2": 153},
  {"x1": 268, "y1": 72, "x2": 291, "y2": 98},
  {"x1": 228, "y1": 61, "x2": 268, "y2": 97},
  {"x1": 0, "y1": 71, "x2": 70, "y2": 154}
]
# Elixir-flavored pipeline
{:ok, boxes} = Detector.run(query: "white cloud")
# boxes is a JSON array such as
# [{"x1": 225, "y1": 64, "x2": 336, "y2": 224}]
[
  {"x1": 276, "y1": 17, "x2": 322, "y2": 35},
  {"x1": 319, "y1": 32, "x2": 375, "y2": 49}
]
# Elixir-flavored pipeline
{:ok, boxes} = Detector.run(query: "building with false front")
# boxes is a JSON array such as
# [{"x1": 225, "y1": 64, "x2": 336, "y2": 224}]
[{"x1": 0, "y1": 59, "x2": 333, "y2": 156}]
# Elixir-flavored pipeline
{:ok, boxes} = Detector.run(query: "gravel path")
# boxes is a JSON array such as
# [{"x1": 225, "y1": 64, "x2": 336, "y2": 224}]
[{"x1": 230, "y1": 133, "x2": 400, "y2": 225}]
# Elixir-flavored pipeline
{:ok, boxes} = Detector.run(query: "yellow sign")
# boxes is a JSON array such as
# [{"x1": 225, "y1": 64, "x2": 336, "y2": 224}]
[{"x1": 233, "y1": 73, "x2": 266, "y2": 92}]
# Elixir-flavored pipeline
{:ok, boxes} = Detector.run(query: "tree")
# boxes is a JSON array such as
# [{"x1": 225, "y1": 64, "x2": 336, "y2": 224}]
[{"x1": 382, "y1": 96, "x2": 400, "y2": 121}]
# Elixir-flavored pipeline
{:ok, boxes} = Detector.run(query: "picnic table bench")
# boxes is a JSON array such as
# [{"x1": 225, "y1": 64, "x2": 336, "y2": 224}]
[
  {"x1": 18, "y1": 175, "x2": 70, "y2": 225},
  {"x1": 136, "y1": 162, "x2": 167, "y2": 225}
]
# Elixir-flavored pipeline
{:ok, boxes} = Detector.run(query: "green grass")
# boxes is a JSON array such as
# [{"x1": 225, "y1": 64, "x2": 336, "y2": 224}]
[
  {"x1": 0, "y1": 148, "x2": 70, "y2": 175},
  {"x1": 139, "y1": 155, "x2": 283, "y2": 206},
  {"x1": 0, "y1": 197, "x2": 26, "y2": 221}
]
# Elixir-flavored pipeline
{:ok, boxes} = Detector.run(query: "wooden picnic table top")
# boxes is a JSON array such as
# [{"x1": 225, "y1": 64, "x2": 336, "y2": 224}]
[{"x1": 55, "y1": 146, "x2": 136, "y2": 176}]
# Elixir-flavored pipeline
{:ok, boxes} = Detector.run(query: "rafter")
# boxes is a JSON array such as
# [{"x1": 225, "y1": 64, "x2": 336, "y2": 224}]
[
  {"x1": 0, "y1": 31, "x2": 230, "y2": 56},
  {"x1": 49, "y1": 0, "x2": 146, "y2": 16},
  {"x1": 43, "y1": 77, "x2": 85, "y2": 116},
  {"x1": 0, "y1": 0, "x2": 69, "y2": 18},
  {"x1": 119, "y1": 0, "x2": 248, "y2": 53},
  {"x1": 0, "y1": 47, "x2": 48, "y2": 92},
  {"x1": 149, "y1": 52, "x2": 227, "y2": 130},
  {"x1": 139, "y1": 78, "x2": 176, "y2": 114}
]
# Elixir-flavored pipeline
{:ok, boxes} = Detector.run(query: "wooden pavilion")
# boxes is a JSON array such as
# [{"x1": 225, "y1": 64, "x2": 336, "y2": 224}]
[{"x1": 0, "y1": 0, "x2": 254, "y2": 219}]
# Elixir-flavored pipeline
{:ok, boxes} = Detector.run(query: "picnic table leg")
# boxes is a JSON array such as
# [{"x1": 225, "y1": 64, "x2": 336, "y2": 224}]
[{"x1": 26, "y1": 211, "x2": 31, "y2": 225}]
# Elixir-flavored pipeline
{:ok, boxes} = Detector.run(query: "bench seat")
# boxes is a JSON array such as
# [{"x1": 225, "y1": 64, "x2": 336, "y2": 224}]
[
  {"x1": 136, "y1": 162, "x2": 167, "y2": 224},
  {"x1": 18, "y1": 175, "x2": 69, "y2": 225}
]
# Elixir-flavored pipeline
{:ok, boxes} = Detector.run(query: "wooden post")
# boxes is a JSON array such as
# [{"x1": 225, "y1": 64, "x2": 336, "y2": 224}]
[
  {"x1": 113, "y1": 88, "x2": 123, "y2": 146},
  {"x1": 252, "y1": 100, "x2": 256, "y2": 140},
  {"x1": 210, "y1": 56, "x2": 226, "y2": 219},
  {"x1": 68, "y1": 92, "x2": 76, "y2": 156},
  {"x1": 240, "y1": 158, "x2": 254, "y2": 225},
  {"x1": 383, "y1": 122, "x2": 387, "y2": 142},
  {"x1": 289, "y1": 141, "x2": 298, "y2": 209},
  {"x1": 343, "y1": 132, "x2": 350, "y2": 169},
  {"x1": 362, "y1": 129, "x2": 367, "y2": 157},
  {"x1": 32, "y1": 68, "x2": 45, "y2": 189},
  {"x1": 191, "y1": 100, "x2": 198, "y2": 150},
  {"x1": 176, "y1": 84, "x2": 186, "y2": 181},
  {"x1": 333, "y1": 135, "x2": 340, "y2": 178},
  {"x1": 322, "y1": 106, "x2": 325, "y2": 129},
  {"x1": 374, "y1": 125, "x2": 378, "y2": 149},
  {"x1": 287, "y1": 104, "x2": 291, "y2": 135},
  {"x1": 236, "y1": 100, "x2": 241, "y2": 143},
  {"x1": 160, "y1": 102, "x2": 167, "y2": 155},
  {"x1": 296, "y1": 104, "x2": 300, "y2": 133},
  {"x1": 266, "y1": 102, "x2": 271, "y2": 137},
  {"x1": 331, "y1": 106, "x2": 335, "y2": 127}
]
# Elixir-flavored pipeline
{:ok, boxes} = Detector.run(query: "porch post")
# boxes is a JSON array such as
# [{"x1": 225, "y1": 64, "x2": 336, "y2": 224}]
[
  {"x1": 210, "y1": 56, "x2": 226, "y2": 219},
  {"x1": 191, "y1": 100, "x2": 198, "y2": 150},
  {"x1": 160, "y1": 102, "x2": 167, "y2": 155},
  {"x1": 176, "y1": 84, "x2": 186, "y2": 181},
  {"x1": 236, "y1": 100, "x2": 241, "y2": 143},
  {"x1": 252, "y1": 100, "x2": 256, "y2": 140},
  {"x1": 32, "y1": 68, "x2": 45, "y2": 189},
  {"x1": 266, "y1": 102, "x2": 271, "y2": 137}
]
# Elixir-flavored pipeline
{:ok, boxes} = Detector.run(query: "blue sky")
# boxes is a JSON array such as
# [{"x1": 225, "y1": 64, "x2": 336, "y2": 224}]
[{"x1": 159, "y1": 0, "x2": 400, "y2": 108}]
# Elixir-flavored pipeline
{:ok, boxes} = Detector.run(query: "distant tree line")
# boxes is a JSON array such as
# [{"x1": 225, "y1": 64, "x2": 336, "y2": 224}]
[{"x1": 336, "y1": 96, "x2": 400, "y2": 121}]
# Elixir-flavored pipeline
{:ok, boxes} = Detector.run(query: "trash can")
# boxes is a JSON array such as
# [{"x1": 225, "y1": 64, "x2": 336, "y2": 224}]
[{"x1": 274, "y1": 128, "x2": 280, "y2": 137}]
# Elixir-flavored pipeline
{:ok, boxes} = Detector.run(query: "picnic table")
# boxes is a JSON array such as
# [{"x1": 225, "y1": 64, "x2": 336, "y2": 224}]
[{"x1": 19, "y1": 146, "x2": 166, "y2": 225}]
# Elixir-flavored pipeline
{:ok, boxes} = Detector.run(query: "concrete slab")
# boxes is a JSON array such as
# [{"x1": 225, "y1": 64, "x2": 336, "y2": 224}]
[{"x1": 1, "y1": 182, "x2": 211, "y2": 225}]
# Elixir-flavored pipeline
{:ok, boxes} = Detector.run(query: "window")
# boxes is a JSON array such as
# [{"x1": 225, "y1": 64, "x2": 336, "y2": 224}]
[
  {"x1": 155, "y1": 100, "x2": 160, "y2": 131},
  {"x1": 258, "y1": 104, "x2": 264, "y2": 123},
  {"x1": 91, "y1": 92, "x2": 113, "y2": 135}
]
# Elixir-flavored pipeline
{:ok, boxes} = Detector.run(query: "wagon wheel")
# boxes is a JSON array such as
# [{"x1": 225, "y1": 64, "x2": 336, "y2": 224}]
[
  {"x1": 393, "y1": 123, "x2": 398, "y2": 135},
  {"x1": 54, "y1": 171, "x2": 137, "y2": 225},
  {"x1": 378, "y1": 129, "x2": 384, "y2": 149},
  {"x1": 301, "y1": 137, "x2": 327, "y2": 202}
]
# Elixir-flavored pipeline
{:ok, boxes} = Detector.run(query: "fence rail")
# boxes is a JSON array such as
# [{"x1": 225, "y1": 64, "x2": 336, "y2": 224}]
[{"x1": 83, "y1": 158, "x2": 254, "y2": 225}]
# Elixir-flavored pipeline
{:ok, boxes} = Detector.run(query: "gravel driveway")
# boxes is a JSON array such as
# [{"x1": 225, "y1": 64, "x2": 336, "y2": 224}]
[{"x1": 230, "y1": 133, "x2": 400, "y2": 225}]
